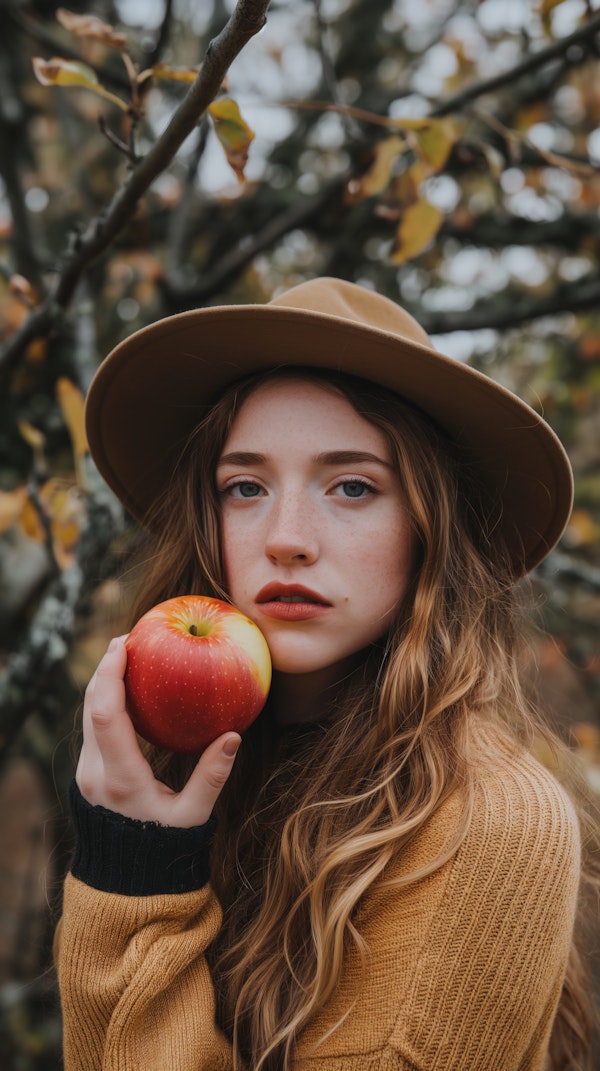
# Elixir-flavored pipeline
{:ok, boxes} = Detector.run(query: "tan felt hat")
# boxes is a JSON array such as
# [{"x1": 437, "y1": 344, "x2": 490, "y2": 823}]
[{"x1": 85, "y1": 276, "x2": 573, "y2": 575}]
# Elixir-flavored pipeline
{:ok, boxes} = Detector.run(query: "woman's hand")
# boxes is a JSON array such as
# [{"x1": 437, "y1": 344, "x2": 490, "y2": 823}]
[{"x1": 76, "y1": 636, "x2": 241, "y2": 828}]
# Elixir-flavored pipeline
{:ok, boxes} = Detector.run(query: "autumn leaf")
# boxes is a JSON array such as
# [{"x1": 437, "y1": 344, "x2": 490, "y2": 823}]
[
  {"x1": 18, "y1": 420, "x2": 45, "y2": 451},
  {"x1": 144, "y1": 63, "x2": 202, "y2": 85},
  {"x1": 56, "y1": 8, "x2": 128, "y2": 51},
  {"x1": 412, "y1": 118, "x2": 458, "y2": 173},
  {"x1": 0, "y1": 487, "x2": 27, "y2": 535},
  {"x1": 207, "y1": 98, "x2": 255, "y2": 182},
  {"x1": 20, "y1": 479, "x2": 84, "y2": 570},
  {"x1": 375, "y1": 159, "x2": 428, "y2": 221},
  {"x1": 536, "y1": 0, "x2": 568, "y2": 13},
  {"x1": 345, "y1": 135, "x2": 406, "y2": 204},
  {"x1": 56, "y1": 378, "x2": 88, "y2": 474},
  {"x1": 391, "y1": 199, "x2": 444, "y2": 264},
  {"x1": 564, "y1": 509, "x2": 600, "y2": 548},
  {"x1": 32, "y1": 57, "x2": 128, "y2": 110}
]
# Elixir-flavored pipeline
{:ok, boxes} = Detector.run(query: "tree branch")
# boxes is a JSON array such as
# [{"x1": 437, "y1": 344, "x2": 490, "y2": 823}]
[
  {"x1": 417, "y1": 273, "x2": 600, "y2": 334},
  {"x1": 0, "y1": 0, "x2": 271, "y2": 383},
  {"x1": 164, "y1": 179, "x2": 340, "y2": 306},
  {"x1": 444, "y1": 211, "x2": 600, "y2": 251},
  {"x1": 0, "y1": 457, "x2": 124, "y2": 759},
  {"x1": 431, "y1": 11, "x2": 600, "y2": 118}
]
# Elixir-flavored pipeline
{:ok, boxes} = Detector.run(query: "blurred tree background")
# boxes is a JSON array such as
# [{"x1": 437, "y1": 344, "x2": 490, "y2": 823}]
[{"x1": 0, "y1": 0, "x2": 599, "y2": 1064}]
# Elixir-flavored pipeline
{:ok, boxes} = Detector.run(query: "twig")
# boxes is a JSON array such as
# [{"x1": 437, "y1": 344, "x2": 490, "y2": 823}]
[
  {"x1": 25, "y1": 483, "x2": 61, "y2": 578},
  {"x1": 313, "y1": 0, "x2": 362, "y2": 142},
  {"x1": 97, "y1": 114, "x2": 139, "y2": 162},
  {"x1": 143, "y1": 0, "x2": 175, "y2": 70},
  {"x1": 166, "y1": 119, "x2": 211, "y2": 282}
]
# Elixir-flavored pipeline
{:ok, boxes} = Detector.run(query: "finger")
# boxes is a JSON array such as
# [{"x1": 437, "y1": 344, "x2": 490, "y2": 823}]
[
  {"x1": 174, "y1": 733, "x2": 241, "y2": 827},
  {"x1": 80, "y1": 637, "x2": 145, "y2": 796}
]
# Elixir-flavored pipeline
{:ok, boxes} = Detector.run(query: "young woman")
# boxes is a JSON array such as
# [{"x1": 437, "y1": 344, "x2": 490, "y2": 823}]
[{"x1": 56, "y1": 278, "x2": 594, "y2": 1070}]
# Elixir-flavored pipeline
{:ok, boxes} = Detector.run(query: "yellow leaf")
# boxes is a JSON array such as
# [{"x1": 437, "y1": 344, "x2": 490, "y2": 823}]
[
  {"x1": 146, "y1": 63, "x2": 201, "y2": 85},
  {"x1": 208, "y1": 98, "x2": 255, "y2": 182},
  {"x1": 391, "y1": 200, "x2": 444, "y2": 264},
  {"x1": 413, "y1": 118, "x2": 458, "y2": 173},
  {"x1": 391, "y1": 117, "x2": 431, "y2": 132},
  {"x1": 32, "y1": 57, "x2": 128, "y2": 110},
  {"x1": 20, "y1": 479, "x2": 84, "y2": 569},
  {"x1": 56, "y1": 8, "x2": 128, "y2": 50},
  {"x1": 56, "y1": 377, "x2": 88, "y2": 462},
  {"x1": 375, "y1": 159, "x2": 429, "y2": 220},
  {"x1": 536, "y1": 0, "x2": 568, "y2": 13},
  {"x1": 345, "y1": 136, "x2": 406, "y2": 204},
  {"x1": 565, "y1": 509, "x2": 600, "y2": 548},
  {"x1": 18, "y1": 420, "x2": 45, "y2": 453},
  {"x1": 0, "y1": 487, "x2": 27, "y2": 535}
]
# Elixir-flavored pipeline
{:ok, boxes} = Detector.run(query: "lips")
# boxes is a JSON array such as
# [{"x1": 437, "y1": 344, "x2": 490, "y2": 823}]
[
  {"x1": 255, "y1": 583, "x2": 332, "y2": 621},
  {"x1": 256, "y1": 583, "x2": 331, "y2": 606}
]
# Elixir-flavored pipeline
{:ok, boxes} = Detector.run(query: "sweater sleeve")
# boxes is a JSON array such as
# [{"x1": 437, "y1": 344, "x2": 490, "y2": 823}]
[{"x1": 55, "y1": 784, "x2": 235, "y2": 1071}]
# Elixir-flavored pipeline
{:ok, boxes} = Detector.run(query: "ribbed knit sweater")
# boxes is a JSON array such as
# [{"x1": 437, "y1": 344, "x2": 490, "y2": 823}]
[{"x1": 56, "y1": 745, "x2": 580, "y2": 1070}]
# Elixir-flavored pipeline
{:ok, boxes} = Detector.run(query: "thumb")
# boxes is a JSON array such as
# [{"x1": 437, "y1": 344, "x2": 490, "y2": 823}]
[{"x1": 175, "y1": 732, "x2": 241, "y2": 826}]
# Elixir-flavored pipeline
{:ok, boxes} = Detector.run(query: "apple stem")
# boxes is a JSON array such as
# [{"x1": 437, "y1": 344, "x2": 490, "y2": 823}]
[{"x1": 189, "y1": 624, "x2": 198, "y2": 636}]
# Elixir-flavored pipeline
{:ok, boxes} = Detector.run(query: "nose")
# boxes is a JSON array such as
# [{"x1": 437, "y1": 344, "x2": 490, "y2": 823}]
[{"x1": 264, "y1": 493, "x2": 319, "y2": 566}]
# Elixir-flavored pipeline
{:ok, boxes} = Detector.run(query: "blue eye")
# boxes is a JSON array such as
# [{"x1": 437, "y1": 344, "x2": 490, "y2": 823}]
[
  {"x1": 228, "y1": 481, "x2": 263, "y2": 498},
  {"x1": 338, "y1": 480, "x2": 373, "y2": 498}
]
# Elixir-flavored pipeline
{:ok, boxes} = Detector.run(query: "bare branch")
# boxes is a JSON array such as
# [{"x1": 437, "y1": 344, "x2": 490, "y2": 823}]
[
  {"x1": 417, "y1": 273, "x2": 600, "y2": 334},
  {"x1": 165, "y1": 179, "x2": 339, "y2": 306},
  {"x1": 431, "y1": 11, "x2": 600, "y2": 118},
  {"x1": 0, "y1": 0, "x2": 271, "y2": 383},
  {"x1": 444, "y1": 211, "x2": 600, "y2": 251},
  {"x1": 143, "y1": 0, "x2": 176, "y2": 70},
  {"x1": 166, "y1": 120, "x2": 211, "y2": 283}
]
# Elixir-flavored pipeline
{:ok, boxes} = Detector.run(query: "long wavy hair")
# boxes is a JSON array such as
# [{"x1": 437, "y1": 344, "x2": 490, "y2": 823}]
[{"x1": 127, "y1": 367, "x2": 597, "y2": 1071}]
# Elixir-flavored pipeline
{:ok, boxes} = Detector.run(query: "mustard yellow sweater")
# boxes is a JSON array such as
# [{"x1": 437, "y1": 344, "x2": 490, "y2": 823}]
[{"x1": 56, "y1": 746, "x2": 580, "y2": 1070}]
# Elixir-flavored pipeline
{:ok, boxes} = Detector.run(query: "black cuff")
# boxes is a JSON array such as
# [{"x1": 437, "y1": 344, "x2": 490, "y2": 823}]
[{"x1": 69, "y1": 780, "x2": 216, "y2": 896}]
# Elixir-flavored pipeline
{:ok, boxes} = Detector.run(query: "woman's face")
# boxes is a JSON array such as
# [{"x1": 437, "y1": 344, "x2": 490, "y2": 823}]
[{"x1": 216, "y1": 377, "x2": 415, "y2": 682}]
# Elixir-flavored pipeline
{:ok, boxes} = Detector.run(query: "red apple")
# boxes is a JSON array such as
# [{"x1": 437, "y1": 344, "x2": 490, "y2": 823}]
[{"x1": 124, "y1": 595, "x2": 272, "y2": 754}]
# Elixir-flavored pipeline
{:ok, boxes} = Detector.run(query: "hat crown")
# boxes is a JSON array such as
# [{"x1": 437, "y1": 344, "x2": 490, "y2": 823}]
[{"x1": 269, "y1": 276, "x2": 433, "y2": 351}]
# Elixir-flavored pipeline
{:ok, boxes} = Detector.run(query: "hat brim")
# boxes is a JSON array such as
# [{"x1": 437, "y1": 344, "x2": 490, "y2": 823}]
[{"x1": 85, "y1": 303, "x2": 573, "y2": 575}]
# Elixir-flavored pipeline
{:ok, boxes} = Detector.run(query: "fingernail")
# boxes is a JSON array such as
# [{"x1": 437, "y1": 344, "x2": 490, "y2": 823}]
[{"x1": 223, "y1": 736, "x2": 241, "y2": 758}]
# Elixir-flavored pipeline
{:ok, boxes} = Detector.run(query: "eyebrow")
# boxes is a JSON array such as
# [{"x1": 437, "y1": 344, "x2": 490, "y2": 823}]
[{"x1": 217, "y1": 450, "x2": 392, "y2": 468}]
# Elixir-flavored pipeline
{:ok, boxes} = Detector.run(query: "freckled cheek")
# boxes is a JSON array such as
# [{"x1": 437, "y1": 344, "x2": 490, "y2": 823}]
[
  {"x1": 220, "y1": 523, "x2": 246, "y2": 589},
  {"x1": 352, "y1": 521, "x2": 415, "y2": 606}
]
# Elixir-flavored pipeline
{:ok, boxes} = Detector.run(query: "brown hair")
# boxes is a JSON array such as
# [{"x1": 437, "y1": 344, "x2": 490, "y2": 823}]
[{"x1": 128, "y1": 368, "x2": 598, "y2": 1071}]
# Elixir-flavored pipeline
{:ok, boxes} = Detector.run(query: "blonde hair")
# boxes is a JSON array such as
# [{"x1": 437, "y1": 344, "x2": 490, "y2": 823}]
[{"x1": 130, "y1": 368, "x2": 597, "y2": 1071}]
